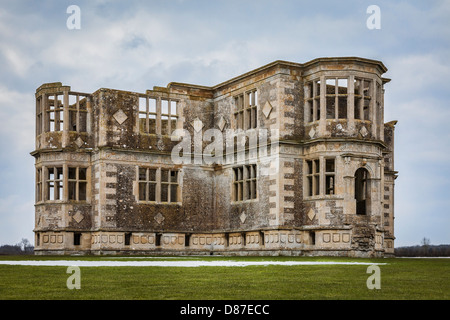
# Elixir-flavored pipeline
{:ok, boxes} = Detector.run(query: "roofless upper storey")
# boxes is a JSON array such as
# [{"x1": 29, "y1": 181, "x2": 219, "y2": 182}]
[{"x1": 32, "y1": 57, "x2": 397, "y2": 257}]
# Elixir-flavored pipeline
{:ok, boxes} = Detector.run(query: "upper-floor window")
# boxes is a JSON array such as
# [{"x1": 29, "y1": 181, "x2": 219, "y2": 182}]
[
  {"x1": 326, "y1": 78, "x2": 348, "y2": 120},
  {"x1": 68, "y1": 94, "x2": 88, "y2": 133},
  {"x1": 234, "y1": 90, "x2": 258, "y2": 130},
  {"x1": 305, "y1": 80, "x2": 321, "y2": 122},
  {"x1": 354, "y1": 78, "x2": 372, "y2": 120},
  {"x1": 36, "y1": 93, "x2": 88, "y2": 135},
  {"x1": 138, "y1": 97, "x2": 178, "y2": 135},
  {"x1": 233, "y1": 164, "x2": 257, "y2": 201},
  {"x1": 305, "y1": 77, "x2": 377, "y2": 123}
]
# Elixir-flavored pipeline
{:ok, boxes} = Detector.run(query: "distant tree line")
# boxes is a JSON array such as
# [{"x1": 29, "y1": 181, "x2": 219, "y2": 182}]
[
  {"x1": 395, "y1": 238, "x2": 450, "y2": 257},
  {"x1": 0, "y1": 238, "x2": 34, "y2": 255}
]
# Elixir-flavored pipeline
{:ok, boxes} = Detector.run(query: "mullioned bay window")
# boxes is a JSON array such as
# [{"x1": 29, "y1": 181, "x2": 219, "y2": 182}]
[
  {"x1": 36, "y1": 92, "x2": 89, "y2": 135},
  {"x1": 354, "y1": 78, "x2": 372, "y2": 121},
  {"x1": 305, "y1": 77, "x2": 378, "y2": 123},
  {"x1": 37, "y1": 166, "x2": 89, "y2": 202}
]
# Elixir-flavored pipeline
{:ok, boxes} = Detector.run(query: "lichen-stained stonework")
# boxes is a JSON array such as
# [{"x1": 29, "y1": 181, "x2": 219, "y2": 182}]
[{"x1": 32, "y1": 57, "x2": 398, "y2": 257}]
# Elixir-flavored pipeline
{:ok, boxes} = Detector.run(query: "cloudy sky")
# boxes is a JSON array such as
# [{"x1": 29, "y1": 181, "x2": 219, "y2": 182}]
[{"x1": 0, "y1": 0, "x2": 449, "y2": 247}]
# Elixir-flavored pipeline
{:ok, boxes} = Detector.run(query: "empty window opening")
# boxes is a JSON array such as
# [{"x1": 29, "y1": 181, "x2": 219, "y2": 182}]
[
  {"x1": 138, "y1": 167, "x2": 179, "y2": 203},
  {"x1": 260, "y1": 231, "x2": 265, "y2": 246},
  {"x1": 310, "y1": 231, "x2": 316, "y2": 245},
  {"x1": 326, "y1": 78, "x2": 348, "y2": 120},
  {"x1": 185, "y1": 234, "x2": 190, "y2": 247},
  {"x1": 138, "y1": 168, "x2": 157, "y2": 202},
  {"x1": 306, "y1": 160, "x2": 320, "y2": 197},
  {"x1": 124, "y1": 233, "x2": 131, "y2": 246},
  {"x1": 355, "y1": 168, "x2": 370, "y2": 215},
  {"x1": 155, "y1": 234, "x2": 161, "y2": 247},
  {"x1": 354, "y1": 78, "x2": 372, "y2": 121},
  {"x1": 233, "y1": 164, "x2": 257, "y2": 201},
  {"x1": 225, "y1": 233, "x2": 229, "y2": 247},
  {"x1": 68, "y1": 167, "x2": 87, "y2": 201},
  {"x1": 36, "y1": 168, "x2": 42, "y2": 202},
  {"x1": 139, "y1": 97, "x2": 177, "y2": 135},
  {"x1": 47, "y1": 94, "x2": 63, "y2": 132},
  {"x1": 47, "y1": 167, "x2": 63, "y2": 201},
  {"x1": 325, "y1": 159, "x2": 335, "y2": 195},
  {"x1": 68, "y1": 93, "x2": 88, "y2": 133},
  {"x1": 234, "y1": 90, "x2": 258, "y2": 130},
  {"x1": 74, "y1": 232, "x2": 81, "y2": 246},
  {"x1": 305, "y1": 80, "x2": 321, "y2": 122}
]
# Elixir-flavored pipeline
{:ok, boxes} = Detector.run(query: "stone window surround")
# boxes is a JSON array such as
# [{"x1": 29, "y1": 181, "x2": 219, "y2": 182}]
[
  {"x1": 304, "y1": 74, "x2": 381, "y2": 124},
  {"x1": 137, "y1": 166, "x2": 180, "y2": 204},
  {"x1": 233, "y1": 89, "x2": 258, "y2": 130},
  {"x1": 232, "y1": 164, "x2": 257, "y2": 202},
  {"x1": 304, "y1": 157, "x2": 337, "y2": 198},
  {"x1": 138, "y1": 95, "x2": 179, "y2": 136},
  {"x1": 36, "y1": 91, "x2": 89, "y2": 135},
  {"x1": 36, "y1": 165, "x2": 90, "y2": 203}
]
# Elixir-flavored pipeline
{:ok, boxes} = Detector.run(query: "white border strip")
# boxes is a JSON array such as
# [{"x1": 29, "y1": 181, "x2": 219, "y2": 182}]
[{"x1": 0, "y1": 260, "x2": 387, "y2": 267}]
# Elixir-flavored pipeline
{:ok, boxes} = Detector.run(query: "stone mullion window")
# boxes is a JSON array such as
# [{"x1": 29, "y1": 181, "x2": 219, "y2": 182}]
[
  {"x1": 46, "y1": 166, "x2": 63, "y2": 201},
  {"x1": 68, "y1": 167, "x2": 88, "y2": 201},
  {"x1": 325, "y1": 159, "x2": 335, "y2": 195},
  {"x1": 47, "y1": 93, "x2": 64, "y2": 132},
  {"x1": 161, "y1": 99, "x2": 178, "y2": 135},
  {"x1": 139, "y1": 96, "x2": 177, "y2": 135},
  {"x1": 138, "y1": 96, "x2": 157, "y2": 134},
  {"x1": 234, "y1": 94, "x2": 244, "y2": 130},
  {"x1": 36, "y1": 96, "x2": 42, "y2": 136},
  {"x1": 325, "y1": 78, "x2": 348, "y2": 120},
  {"x1": 36, "y1": 168, "x2": 42, "y2": 202},
  {"x1": 246, "y1": 90, "x2": 258, "y2": 129},
  {"x1": 233, "y1": 164, "x2": 257, "y2": 201},
  {"x1": 138, "y1": 167, "x2": 178, "y2": 203},
  {"x1": 354, "y1": 78, "x2": 373, "y2": 121},
  {"x1": 161, "y1": 169, "x2": 178, "y2": 203},
  {"x1": 138, "y1": 168, "x2": 157, "y2": 202},
  {"x1": 68, "y1": 93, "x2": 88, "y2": 133},
  {"x1": 233, "y1": 167, "x2": 244, "y2": 201},
  {"x1": 305, "y1": 159, "x2": 320, "y2": 197}
]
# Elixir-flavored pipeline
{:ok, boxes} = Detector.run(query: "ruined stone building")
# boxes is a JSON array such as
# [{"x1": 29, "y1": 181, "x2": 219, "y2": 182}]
[{"x1": 32, "y1": 57, "x2": 398, "y2": 257}]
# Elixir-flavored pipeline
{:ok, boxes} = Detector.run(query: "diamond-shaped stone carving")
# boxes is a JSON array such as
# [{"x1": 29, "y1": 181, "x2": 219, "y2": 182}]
[
  {"x1": 217, "y1": 116, "x2": 226, "y2": 131},
  {"x1": 262, "y1": 101, "x2": 273, "y2": 118},
  {"x1": 240, "y1": 211, "x2": 247, "y2": 223},
  {"x1": 157, "y1": 139, "x2": 164, "y2": 151},
  {"x1": 192, "y1": 118, "x2": 204, "y2": 132},
  {"x1": 308, "y1": 127, "x2": 316, "y2": 139},
  {"x1": 154, "y1": 212, "x2": 165, "y2": 225},
  {"x1": 73, "y1": 211, "x2": 84, "y2": 224},
  {"x1": 75, "y1": 137, "x2": 84, "y2": 148},
  {"x1": 113, "y1": 109, "x2": 128, "y2": 125},
  {"x1": 307, "y1": 208, "x2": 315, "y2": 221},
  {"x1": 360, "y1": 126, "x2": 368, "y2": 138}
]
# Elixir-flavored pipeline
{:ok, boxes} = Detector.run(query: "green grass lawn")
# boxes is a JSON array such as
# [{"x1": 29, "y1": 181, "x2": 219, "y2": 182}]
[{"x1": 0, "y1": 255, "x2": 448, "y2": 300}]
